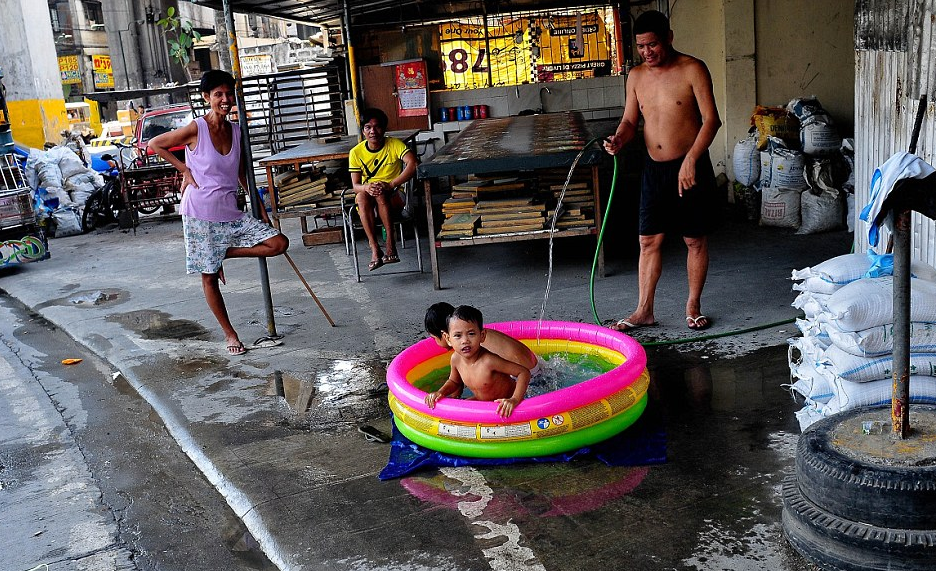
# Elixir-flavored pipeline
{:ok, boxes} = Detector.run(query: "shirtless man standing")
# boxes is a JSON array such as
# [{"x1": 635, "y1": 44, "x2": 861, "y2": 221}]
[{"x1": 604, "y1": 10, "x2": 721, "y2": 332}]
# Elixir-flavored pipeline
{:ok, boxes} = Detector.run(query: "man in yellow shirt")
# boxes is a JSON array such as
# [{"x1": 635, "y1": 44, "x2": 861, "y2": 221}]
[{"x1": 348, "y1": 108, "x2": 418, "y2": 271}]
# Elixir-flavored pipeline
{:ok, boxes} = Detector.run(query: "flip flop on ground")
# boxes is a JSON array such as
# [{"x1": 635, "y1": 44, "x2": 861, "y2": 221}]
[
  {"x1": 252, "y1": 336, "x2": 284, "y2": 349},
  {"x1": 383, "y1": 251, "x2": 400, "y2": 264},
  {"x1": 609, "y1": 318, "x2": 659, "y2": 332},
  {"x1": 227, "y1": 341, "x2": 248, "y2": 355},
  {"x1": 686, "y1": 315, "x2": 712, "y2": 330}
]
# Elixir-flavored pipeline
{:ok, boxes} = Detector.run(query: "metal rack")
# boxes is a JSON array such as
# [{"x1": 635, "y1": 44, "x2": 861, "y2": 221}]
[
  {"x1": 188, "y1": 64, "x2": 347, "y2": 187},
  {"x1": 0, "y1": 153, "x2": 49, "y2": 267}
]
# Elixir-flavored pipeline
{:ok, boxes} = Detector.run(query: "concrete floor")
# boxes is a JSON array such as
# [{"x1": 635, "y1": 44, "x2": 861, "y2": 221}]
[{"x1": 0, "y1": 210, "x2": 850, "y2": 570}]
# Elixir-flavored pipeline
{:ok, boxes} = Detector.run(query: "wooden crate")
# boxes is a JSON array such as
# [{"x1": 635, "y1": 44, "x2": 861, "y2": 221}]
[{"x1": 301, "y1": 226, "x2": 344, "y2": 247}]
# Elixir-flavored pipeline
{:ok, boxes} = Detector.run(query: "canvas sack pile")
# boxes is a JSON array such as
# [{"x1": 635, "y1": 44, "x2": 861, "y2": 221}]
[{"x1": 788, "y1": 252, "x2": 936, "y2": 430}]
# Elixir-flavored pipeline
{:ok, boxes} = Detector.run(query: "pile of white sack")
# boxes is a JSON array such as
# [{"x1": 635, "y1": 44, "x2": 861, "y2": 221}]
[
  {"x1": 24, "y1": 145, "x2": 105, "y2": 237},
  {"x1": 788, "y1": 252, "x2": 936, "y2": 431},
  {"x1": 732, "y1": 96, "x2": 852, "y2": 234}
]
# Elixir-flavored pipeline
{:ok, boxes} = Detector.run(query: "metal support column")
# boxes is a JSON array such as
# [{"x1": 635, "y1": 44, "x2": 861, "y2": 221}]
[
  {"x1": 892, "y1": 95, "x2": 927, "y2": 437},
  {"x1": 223, "y1": 0, "x2": 279, "y2": 338}
]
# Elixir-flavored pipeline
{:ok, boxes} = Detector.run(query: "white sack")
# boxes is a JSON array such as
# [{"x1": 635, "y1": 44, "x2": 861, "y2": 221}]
[
  {"x1": 792, "y1": 291, "x2": 831, "y2": 320},
  {"x1": 733, "y1": 134, "x2": 760, "y2": 187},
  {"x1": 796, "y1": 189, "x2": 844, "y2": 235},
  {"x1": 822, "y1": 375, "x2": 936, "y2": 416},
  {"x1": 828, "y1": 321, "x2": 936, "y2": 357},
  {"x1": 800, "y1": 115, "x2": 842, "y2": 156},
  {"x1": 819, "y1": 342, "x2": 936, "y2": 383},
  {"x1": 823, "y1": 277, "x2": 936, "y2": 331},
  {"x1": 760, "y1": 186, "x2": 801, "y2": 228},
  {"x1": 792, "y1": 252, "x2": 936, "y2": 293},
  {"x1": 768, "y1": 148, "x2": 808, "y2": 190}
]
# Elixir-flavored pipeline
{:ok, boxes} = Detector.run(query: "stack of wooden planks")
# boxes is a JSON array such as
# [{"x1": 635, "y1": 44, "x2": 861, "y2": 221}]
[
  {"x1": 273, "y1": 168, "x2": 343, "y2": 209},
  {"x1": 472, "y1": 197, "x2": 545, "y2": 235},
  {"x1": 537, "y1": 169, "x2": 595, "y2": 229},
  {"x1": 438, "y1": 213, "x2": 480, "y2": 238}
]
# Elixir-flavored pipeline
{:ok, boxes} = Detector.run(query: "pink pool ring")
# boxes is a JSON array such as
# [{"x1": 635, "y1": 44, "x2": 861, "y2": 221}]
[{"x1": 387, "y1": 320, "x2": 649, "y2": 458}]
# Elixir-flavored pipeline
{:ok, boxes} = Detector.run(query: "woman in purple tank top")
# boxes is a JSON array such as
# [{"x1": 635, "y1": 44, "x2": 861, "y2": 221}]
[{"x1": 148, "y1": 70, "x2": 288, "y2": 356}]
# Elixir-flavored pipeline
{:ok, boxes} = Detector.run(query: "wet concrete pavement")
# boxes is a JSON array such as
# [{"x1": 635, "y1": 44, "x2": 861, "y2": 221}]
[{"x1": 0, "y1": 213, "x2": 849, "y2": 570}]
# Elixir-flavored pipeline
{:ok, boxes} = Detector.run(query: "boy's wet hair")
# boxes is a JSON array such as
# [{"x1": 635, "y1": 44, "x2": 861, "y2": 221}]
[
  {"x1": 360, "y1": 107, "x2": 389, "y2": 130},
  {"x1": 200, "y1": 69, "x2": 235, "y2": 94},
  {"x1": 424, "y1": 302, "x2": 455, "y2": 337},
  {"x1": 633, "y1": 10, "x2": 670, "y2": 38},
  {"x1": 450, "y1": 305, "x2": 483, "y2": 330}
]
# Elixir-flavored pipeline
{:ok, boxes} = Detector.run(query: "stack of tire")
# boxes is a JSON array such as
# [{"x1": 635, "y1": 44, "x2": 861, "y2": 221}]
[{"x1": 782, "y1": 405, "x2": 936, "y2": 570}]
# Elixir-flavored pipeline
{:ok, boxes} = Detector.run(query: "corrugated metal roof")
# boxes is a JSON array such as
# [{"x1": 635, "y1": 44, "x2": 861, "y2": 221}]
[{"x1": 189, "y1": 0, "x2": 607, "y2": 28}]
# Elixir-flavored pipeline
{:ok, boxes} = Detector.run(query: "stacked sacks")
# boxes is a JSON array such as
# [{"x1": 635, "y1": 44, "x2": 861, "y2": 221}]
[
  {"x1": 24, "y1": 145, "x2": 104, "y2": 237},
  {"x1": 731, "y1": 131, "x2": 761, "y2": 221},
  {"x1": 729, "y1": 97, "x2": 852, "y2": 232},
  {"x1": 759, "y1": 138, "x2": 808, "y2": 229},
  {"x1": 787, "y1": 97, "x2": 842, "y2": 156},
  {"x1": 789, "y1": 252, "x2": 936, "y2": 430}
]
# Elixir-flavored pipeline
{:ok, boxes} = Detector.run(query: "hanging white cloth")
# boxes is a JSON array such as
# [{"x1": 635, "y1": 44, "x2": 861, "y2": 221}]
[{"x1": 859, "y1": 151, "x2": 936, "y2": 246}]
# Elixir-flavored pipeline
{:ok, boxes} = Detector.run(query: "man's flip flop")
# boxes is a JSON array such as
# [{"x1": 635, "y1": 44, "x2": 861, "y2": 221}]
[
  {"x1": 609, "y1": 319, "x2": 658, "y2": 332},
  {"x1": 358, "y1": 424, "x2": 390, "y2": 443},
  {"x1": 686, "y1": 315, "x2": 712, "y2": 330},
  {"x1": 368, "y1": 258, "x2": 384, "y2": 271},
  {"x1": 253, "y1": 336, "x2": 284, "y2": 349},
  {"x1": 383, "y1": 252, "x2": 400, "y2": 264}
]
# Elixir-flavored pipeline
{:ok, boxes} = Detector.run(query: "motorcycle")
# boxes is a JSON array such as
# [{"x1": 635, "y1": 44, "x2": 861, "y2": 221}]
[{"x1": 82, "y1": 153, "x2": 124, "y2": 232}]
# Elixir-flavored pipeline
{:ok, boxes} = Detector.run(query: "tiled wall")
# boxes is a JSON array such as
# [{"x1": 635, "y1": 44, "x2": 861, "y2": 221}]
[{"x1": 418, "y1": 75, "x2": 626, "y2": 157}]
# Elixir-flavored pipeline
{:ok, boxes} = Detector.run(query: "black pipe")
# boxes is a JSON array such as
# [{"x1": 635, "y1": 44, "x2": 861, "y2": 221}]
[{"x1": 892, "y1": 94, "x2": 927, "y2": 437}]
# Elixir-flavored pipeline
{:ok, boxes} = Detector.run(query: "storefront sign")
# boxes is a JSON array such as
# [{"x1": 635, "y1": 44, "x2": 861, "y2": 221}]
[
  {"x1": 58, "y1": 55, "x2": 81, "y2": 84},
  {"x1": 241, "y1": 54, "x2": 275, "y2": 77},
  {"x1": 439, "y1": 11, "x2": 612, "y2": 90},
  {"x1": 92, "y1": 55, "x2": 114, "y2": 89}
]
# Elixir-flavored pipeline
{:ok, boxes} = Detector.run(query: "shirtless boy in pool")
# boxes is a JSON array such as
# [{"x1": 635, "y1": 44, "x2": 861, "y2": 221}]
[
  {"x1": 424, "y1": 302, "x2": 540, "y2": 373},
  {"x1": 424, "y1": 305, "x2": 531, "y2": 419}
]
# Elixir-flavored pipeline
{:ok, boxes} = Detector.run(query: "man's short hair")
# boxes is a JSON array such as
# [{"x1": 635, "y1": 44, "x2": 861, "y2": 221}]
[
  {"x1": 360, "y1": 108, "x2": 389, "y2": 130},
  {"x1": 200, "y1": 70, "x2": 235, "y2": 94},
  {"x1": 450, "y1": 305, "x2": 484, "y2": 331},
  {"x1": 634, "y1": 10, "x2": 670, "y2": 38},
  {"x1": 425, "y1": 302, "x2": 455, "y2": 337}
]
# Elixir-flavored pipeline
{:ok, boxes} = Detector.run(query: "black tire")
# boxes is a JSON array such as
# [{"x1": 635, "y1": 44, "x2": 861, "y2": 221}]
[
  {"x1": 105, "y1": 181, "x2": 122, "y2": 222},
  {"x1": 796, "y1": 405, "x2": 936, "y2": 530},
  {"x1": 82, "y1": 191, "x2": 105, "y2": 233},
  {"x1": 782, "y1": 476, "x2": 936, "y2": 571}
]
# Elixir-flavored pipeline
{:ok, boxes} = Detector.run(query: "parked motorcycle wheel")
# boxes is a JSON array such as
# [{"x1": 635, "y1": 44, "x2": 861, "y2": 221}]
[
  {"x1": 82, "y1": 181, "x2": 119, "y2": 232},
  {"x1": 81, "y1": 191, "x2": 107, "y2": 233}
]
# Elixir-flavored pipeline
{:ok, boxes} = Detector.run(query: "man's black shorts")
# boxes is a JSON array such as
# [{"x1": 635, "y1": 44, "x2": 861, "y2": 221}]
[{"x1": 639, "y1": 151, "x2": 718, "y2": 237}]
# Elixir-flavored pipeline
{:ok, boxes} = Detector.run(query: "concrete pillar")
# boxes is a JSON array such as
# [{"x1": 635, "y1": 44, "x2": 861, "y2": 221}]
[
  {"x1": 0, "y1": 0, "x2": 67, "y2": 148},
  {"x1": 104, "y1": 0, "x2": 145, "y2": 91},
  {"x1": 722, "y1": 0, "x2": 757, "y2": 181}
]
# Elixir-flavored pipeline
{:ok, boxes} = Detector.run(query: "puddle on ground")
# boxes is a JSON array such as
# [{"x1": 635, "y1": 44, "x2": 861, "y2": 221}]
[
  {"x1": 33, "y1": 288, "x2": 127, "y2": 310},
  {"x1": 393, "y1": 343, "x2": 805, "y2": 568},
  {"x1": 106, "y1": 309, "x2": 211, "y2": 341},
  {"x1": 265, "y1": 359, "x2": 387, "y2": 427}
]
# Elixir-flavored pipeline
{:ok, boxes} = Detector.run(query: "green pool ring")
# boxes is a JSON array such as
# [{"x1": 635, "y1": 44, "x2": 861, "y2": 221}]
[{"x1": 393, "y1": 393, "x2": 648, "y2": 458}]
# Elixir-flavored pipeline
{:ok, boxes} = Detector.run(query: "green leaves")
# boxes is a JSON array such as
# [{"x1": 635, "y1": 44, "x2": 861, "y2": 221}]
[{"x1": 156, "y1": 8, "x2": 199, "y2": 67}]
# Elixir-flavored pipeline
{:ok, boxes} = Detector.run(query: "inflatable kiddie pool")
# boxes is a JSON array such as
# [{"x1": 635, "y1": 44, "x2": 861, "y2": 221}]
[{"x1": 387, "y1": 320, "x2": 649, "y2": 458}]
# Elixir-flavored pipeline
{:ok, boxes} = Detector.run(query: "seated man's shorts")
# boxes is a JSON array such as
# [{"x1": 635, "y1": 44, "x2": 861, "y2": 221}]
[
  {"x1": 638, "y1": 151, "x2": 718, "y2": 237},
  {"x1": 183, "y1": 214, "x2": 281, "y2": 275}
]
